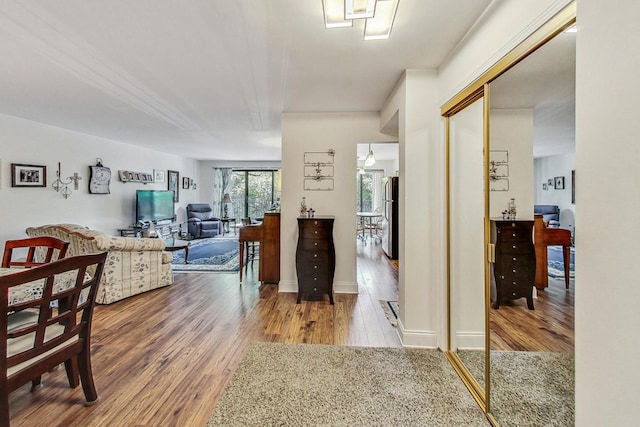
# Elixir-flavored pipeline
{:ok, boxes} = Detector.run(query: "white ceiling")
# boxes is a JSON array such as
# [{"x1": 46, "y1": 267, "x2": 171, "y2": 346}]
[{"x1": 0, "y1": 0, "x2": 491, "y2": 161}]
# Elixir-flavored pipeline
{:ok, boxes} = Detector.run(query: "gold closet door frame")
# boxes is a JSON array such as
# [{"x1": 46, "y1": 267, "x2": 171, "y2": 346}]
[{"x1": 442, "y1": 2, "x2": 576, "y2": 424}]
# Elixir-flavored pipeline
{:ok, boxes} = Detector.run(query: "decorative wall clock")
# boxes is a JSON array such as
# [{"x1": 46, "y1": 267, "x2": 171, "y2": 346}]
[{"x1": 89, "y1": 158, "x2": 111, "y2": 194}]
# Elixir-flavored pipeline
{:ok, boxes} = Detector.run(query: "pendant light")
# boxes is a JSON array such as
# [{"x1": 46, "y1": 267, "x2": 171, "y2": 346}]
[{"x1": 364, "y1": 144, "x2": 376, "y2": 166}]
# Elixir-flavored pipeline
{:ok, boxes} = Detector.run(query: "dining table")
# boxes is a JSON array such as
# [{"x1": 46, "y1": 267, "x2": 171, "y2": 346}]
[{"x1": 356, "y1": 211, "x2": 383, "y2": 240}]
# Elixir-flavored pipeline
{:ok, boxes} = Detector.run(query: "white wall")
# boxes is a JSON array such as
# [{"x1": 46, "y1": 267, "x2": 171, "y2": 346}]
[
  {"x1": 575, "y1": 0, "x2": 640, "y2": 424},
  {"x1": 489, "y1": 109, "x2": 535, "y2": 218},
  {"x1": 280, "y1": 112, "x2": 393, "y2": 295},
  {"x1": 0, "y1": 114, "x2": 199, "y2": 248},
  {"x1": 382, "y1": 69, "x2": 443, "y2": 347},
  {"x1": 533, "y1": 154, "x2": 575, "y2": 228}
]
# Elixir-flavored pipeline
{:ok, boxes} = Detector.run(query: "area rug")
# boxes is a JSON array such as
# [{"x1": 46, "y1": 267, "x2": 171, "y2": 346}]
[
  {"x1": 206, "y1": 342, "x2": 489, "y2": 426},
  {"x1": 547, "y1": 246, "x2": 575, "y2": 279},
  {"x1": 457, "y1": 350, "x2": 574, "y2": 427},
  {"x1": 170, "y1": 237, "x2": 239, "y2": 272},
  {"x1": 380, "y1": 300, "x2": 399, "y2": 327}
]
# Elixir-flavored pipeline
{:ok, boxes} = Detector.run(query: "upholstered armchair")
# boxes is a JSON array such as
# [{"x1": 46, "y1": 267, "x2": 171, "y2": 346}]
[
  {"x1": 187, "y1": 204, "x2": 223, "y2": 239},
  {"x1": 25, "y1": 224, "x2": 173, "y2": 304},
  {"x1": 534, "y1": 204, "x2": 561, "y2": 227}
]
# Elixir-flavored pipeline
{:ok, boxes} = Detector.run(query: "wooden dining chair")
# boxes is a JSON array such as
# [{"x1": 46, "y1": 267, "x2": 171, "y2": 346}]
[
  {"x1": 0, "y1": 252, "x2": 107, "y2": 426},
  {"x1": 241, "y1": 217, "x2": 259, "y2": 267},
  {"x1": 2, "y1": 237, "x2": 70, "y2": 269}
]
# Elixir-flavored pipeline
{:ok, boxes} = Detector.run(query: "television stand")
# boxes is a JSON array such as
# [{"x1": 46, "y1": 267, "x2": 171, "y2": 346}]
[{"x1": 117, "y1": 220, "x2": 186, "y2": 239}]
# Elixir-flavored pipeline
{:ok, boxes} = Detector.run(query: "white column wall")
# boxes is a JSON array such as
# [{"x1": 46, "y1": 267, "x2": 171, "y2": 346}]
[
  {"x1": 489, "y1": 109, "x2": 535, "y2": 218},
  {"x1": 279, "y1": 112, "x2": 394, "y2": 295},
  {"x1": 575, "y1": 0, "x2": 640, "y2": 424},
  {"x1": 382, "y1": 69, "x2": 443, "y2": 347}
]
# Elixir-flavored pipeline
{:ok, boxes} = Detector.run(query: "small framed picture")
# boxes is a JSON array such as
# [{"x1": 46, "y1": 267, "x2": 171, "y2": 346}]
[
  {"x1": 182, "y1": 177, "x2": 190, "y2": 189},
  {"x1": 11, "y1": 163, "x2": 47, "y2": 187},
  {"x1": 542, "y1": 183, "x2": 548, "y2": 190},
  {"x1": 554, "y1": 176, "x2": 565, "y2": 190},
  {"x1": 141, "y1": 174, "x2": 148, "y2": 183},
  {"x1": 154, "y1": 169, "x2": 165, "y2": 183},
  {"x1": 548, "y1": 178, "x2": 554, "y2": 186},
  {"x1": 119, "y1": 170, "x2": 129, "y2": 182}
]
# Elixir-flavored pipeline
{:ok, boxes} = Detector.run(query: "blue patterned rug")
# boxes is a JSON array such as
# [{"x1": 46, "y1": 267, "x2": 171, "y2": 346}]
[
  {"x1": 170, "y1": 237, "x2": 239, "y2": 272},
  {"x1": 547, "y1": 246, "x2": 575, "y2": 279}
]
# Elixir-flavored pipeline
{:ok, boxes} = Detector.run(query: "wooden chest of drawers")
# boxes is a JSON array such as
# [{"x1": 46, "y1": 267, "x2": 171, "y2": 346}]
[
  {"x1": 296, "y1": 217, "x2": 335, "y2": 304},
  {"x1": 492, "y1": 220, "x2": 536, "y2": 310}
]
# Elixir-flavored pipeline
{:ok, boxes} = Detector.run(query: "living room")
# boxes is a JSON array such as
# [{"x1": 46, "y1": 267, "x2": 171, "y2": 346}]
[{"x1": 1, "y1": 0, "x2": 638, "y2": 425}]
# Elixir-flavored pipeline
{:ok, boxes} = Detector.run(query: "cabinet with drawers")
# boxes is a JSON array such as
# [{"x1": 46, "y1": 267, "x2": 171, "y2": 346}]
[
  {"x1": 492, "y1": 220, "x2": 536, "y2": 310},
  {"x1": 296, "y1": 217, "x2": 335, "y2": 304}
]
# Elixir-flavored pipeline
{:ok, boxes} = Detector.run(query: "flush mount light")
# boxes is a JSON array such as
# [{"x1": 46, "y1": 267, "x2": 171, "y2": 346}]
[
  {"x1": 345, "y1": 0, "x2": 376, "y2": 20},
  {"x1": 322, "y1": 0, "x2": 353, "y2": 28},
  {"x1": 364, "y1": 0, "x2": 399, "y2": 40},
  {"x1": 322, "y1": 0, "x2": 399, "y2": 40}
]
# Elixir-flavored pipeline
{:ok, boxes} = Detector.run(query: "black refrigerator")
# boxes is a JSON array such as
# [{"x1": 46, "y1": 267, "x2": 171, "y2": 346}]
[{"x1": 382, "y1": 176, "x2": 399, "y2": 260}]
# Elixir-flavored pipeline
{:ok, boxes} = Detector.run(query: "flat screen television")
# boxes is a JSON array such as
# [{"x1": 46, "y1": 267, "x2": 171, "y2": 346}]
[{"x1": 136, "y1": 190, "x2": 175, "y2": 223}]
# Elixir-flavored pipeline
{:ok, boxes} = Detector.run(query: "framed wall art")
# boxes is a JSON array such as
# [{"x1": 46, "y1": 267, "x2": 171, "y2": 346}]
[
  {"x1": 11, "y1": 163, "x2": 46, "y2": 187},
  {"x1": 168, "y1": 170, "x2": 179, "y2": 202},
  {"x1": 182, "y1": 176, "x2": 190, "y2": 189},
  {"x1": 554, "y1": 176, "x2": 565, "y2": 190},
  {"x1": 154, "y1": 169, "x2": 165, "y2": 183}
]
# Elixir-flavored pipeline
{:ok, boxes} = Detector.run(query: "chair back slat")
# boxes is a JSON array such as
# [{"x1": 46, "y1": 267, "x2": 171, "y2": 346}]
[{"x1": 2, "y1": 237, "x2": 70, "y2": 269}]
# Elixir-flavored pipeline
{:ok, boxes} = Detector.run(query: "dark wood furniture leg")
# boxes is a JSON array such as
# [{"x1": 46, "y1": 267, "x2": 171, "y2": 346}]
[{"x1": 562, "y1": 245, "x2": 571, "y2": 288}]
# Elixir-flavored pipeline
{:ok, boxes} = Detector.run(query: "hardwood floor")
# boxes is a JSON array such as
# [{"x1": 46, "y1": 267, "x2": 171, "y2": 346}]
[
  {"x1": 8, "y1": 240, "x2": 573, "y2": 425},
  {"x1": 9, "y1": 241, "x2": 400, "y2": 426},
  {"x1": 490, "y1": 277, "x2": 575, "y2": 352}
]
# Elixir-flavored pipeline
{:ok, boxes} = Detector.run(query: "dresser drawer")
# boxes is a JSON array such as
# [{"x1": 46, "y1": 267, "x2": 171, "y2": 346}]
[
  {"x1": 300, "y1": 224, "x2": 332, "y2": 239},
  {"x1": 299, "y1": 239, "x2": 330, "y2": 251}
]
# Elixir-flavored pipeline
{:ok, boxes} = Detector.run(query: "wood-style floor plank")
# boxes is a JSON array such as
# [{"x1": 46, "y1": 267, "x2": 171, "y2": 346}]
[{"x1": 8, "y1": 242, "x2": 401, "y2": 426}]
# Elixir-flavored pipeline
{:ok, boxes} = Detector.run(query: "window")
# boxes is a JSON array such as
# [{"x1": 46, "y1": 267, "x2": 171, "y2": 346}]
[
  {"x1": 356, "y1": 169, "x2": 384, "y2": 212},
  {"x1": 230, "y1": 170, "x2": 280, "y2": 219}
]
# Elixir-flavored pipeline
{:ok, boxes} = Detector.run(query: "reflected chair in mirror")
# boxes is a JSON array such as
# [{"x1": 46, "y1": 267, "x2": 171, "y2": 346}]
[
  {"x1": 0, "y1": 252, "x2": 107, "y2": 426},
  {"x1": 2, "y1": 237, "x2": 70, "y2": 269}
]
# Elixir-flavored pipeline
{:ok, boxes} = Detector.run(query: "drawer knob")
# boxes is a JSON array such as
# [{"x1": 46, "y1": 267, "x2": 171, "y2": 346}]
[
  {"x1": 314, "y1": 254, "x2": 318, "y2": 258},
  {"x1": 314, "y1": 242, "x2": 318, "y2": 246}
]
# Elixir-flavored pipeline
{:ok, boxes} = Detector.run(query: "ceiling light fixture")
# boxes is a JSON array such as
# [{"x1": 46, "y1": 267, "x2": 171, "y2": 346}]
[
  {"x1": 322, "y1": 0, "x2": 353, "y2": 28},
  {"x1": 322, "y1": 0, "x2": 398, "y2": 40},
  {"x1": 364, "y1": 144, "x2": 376, "y2": 166},
  {"x1": 364, "y1": 0, "x2": 399, "y2": 40},
  {"x1": 345, "y1": 0, "x2": 376, "y2": 20}
]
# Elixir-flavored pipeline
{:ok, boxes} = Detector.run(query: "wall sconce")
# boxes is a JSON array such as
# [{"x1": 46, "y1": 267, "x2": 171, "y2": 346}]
[{"x1": 52, "y1": 162, "x2": 81, "y2": 199}]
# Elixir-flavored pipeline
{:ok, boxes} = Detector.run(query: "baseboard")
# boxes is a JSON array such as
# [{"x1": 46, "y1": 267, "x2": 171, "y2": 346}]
[
  {"x1": 455, "y1": 332, "x2": 485, "y2": 350},
  {"x1": 398, "y1": 322, "x2": 439, "y2": 348}
]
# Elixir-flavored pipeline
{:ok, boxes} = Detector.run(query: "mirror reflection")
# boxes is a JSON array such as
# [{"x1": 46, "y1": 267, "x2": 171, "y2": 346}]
[
  {"x1": 449, "y1": 98, "x2": 487, "y2": 391},
  {"x1": 488, "y1": 28, "x2": 575, "y2": 425}
]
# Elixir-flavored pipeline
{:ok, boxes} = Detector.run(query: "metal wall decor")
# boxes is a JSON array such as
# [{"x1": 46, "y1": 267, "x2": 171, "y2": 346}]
[
  {"x1": 489, "y1": 150, "x2": 510, "y2": 191},
  {"x1": 51, "y1": 162, "x2": 80, "y2": 198},
  {"x1": 303, "y1": 149, "x2": 335, "y2": 191}
]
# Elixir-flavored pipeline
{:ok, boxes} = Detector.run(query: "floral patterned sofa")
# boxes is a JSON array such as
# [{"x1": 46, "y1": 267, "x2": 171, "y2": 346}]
[{"x1": 26, "y1": 224, "x2": 173, "y2": 304}]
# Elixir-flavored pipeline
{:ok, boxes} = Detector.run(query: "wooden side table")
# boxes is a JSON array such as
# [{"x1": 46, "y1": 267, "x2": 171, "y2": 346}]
[
  {"x1": 164, "y1": 240, "x2": 189, "y2": 264},
  {"x1": 220, "y1": 218, "x2": 237, "y2": 235}
]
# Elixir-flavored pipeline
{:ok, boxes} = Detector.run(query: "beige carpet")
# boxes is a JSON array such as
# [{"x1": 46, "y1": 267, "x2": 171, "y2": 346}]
[{"x1": 206, "y1": 342, "x2": 489, "y2": 426}]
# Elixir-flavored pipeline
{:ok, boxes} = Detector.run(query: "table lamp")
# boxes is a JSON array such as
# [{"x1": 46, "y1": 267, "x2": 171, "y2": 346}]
[{"x1": 222, "y1": 193, "x2": 232, "y2": 218}]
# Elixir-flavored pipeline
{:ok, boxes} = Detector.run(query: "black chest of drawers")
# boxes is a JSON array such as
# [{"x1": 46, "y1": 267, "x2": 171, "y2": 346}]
[
  {"x1": 492, "y1": 220, "x2": 536, "y2": 310},
  {"x1": 296, "y1": 217, "x2": 335, "y2": 304}
]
